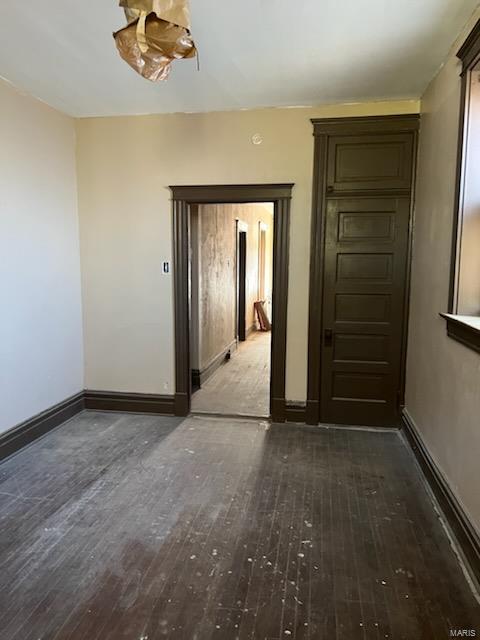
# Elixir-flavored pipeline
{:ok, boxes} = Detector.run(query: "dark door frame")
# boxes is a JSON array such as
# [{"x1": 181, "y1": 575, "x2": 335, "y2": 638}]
[
  {"x1": 170, "y1": 183, "x2": 294, "y2": 422},
  {"x1": 237, "y1": 229, "x2": 247, "y2": 342},
  {"x1": 305, "y1": 115, "x2": 420, "y2": 426}
]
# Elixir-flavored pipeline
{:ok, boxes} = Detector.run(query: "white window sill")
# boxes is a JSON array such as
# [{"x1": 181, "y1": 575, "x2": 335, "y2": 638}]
[{"x1": 440, "y1": 313, "x2": 480, "y2": 354}]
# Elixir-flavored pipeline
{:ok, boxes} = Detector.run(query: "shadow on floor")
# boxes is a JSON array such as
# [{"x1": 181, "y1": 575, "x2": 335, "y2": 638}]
[{"x1": 0, "y1": 413, "x2": 479, "y2": 638}]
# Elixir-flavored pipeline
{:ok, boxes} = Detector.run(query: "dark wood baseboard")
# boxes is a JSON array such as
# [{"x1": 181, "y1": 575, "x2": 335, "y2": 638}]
[
  {"x1": 285, "y1": 403, "x2": 307, "y2": 423},
  {"x1": 1, "y1": 388, "x2": 179, "y2": 463},
  {"x1": 192, "y1": 340, "x2": 237, "y2": 389},
  {"x1": 1, "y1": 389, "x2": 308, "y2": 464},
  {"x1": 174, "y1": 392, "x2": 189, "y2": 417},
  {"x1": 84, "y1": 390, "x2": 175, "y2": 415},
  {"x1": 402, "y1": 409, "x2": 480, "y2": 589},
  {"x1": 271, "y1": 399, "x2": 307, "y2": 424},
  {"x1": 305, "y1": 400, "x2": 320, "y2": 425},
  {"x1": 271, "y1": 397, "x2": 286, "y2": 423},
  {"x1": 0, "y1": 392, "x2": 85, "y2": 462}
]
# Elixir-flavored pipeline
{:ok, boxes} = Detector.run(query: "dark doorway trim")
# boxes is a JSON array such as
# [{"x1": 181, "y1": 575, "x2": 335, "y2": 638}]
[
  {"x1": 306, "y1": 115, "x2": 420, "y2": 425},
  {"x1": 237, "y1": 230, "x2": 247, "y2": 341},
  {"x1": 445, "y1": 20, "x2": 480, "y2": 313},
  {"x1": 170, "y1": 184, "x2": 294, "y2": 422}
]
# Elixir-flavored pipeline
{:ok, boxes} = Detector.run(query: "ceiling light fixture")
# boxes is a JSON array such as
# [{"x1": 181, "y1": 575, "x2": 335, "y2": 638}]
[{"x1": 113, "y1": 0, "x2": 197, "y2": 82}]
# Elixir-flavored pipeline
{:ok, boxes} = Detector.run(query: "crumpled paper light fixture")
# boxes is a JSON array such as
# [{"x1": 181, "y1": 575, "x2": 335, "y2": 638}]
[{"x1": 113, "y1": 0, "x2": 197, "y2": 82}]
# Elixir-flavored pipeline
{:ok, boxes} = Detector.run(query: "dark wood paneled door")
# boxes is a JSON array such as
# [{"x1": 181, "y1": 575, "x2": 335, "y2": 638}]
[
  {"x1": 321, "y1": 197, "x2": 410, "y2": 426},
  {"x1": 237, "y1": 230, "x2": 247, "y2": 341},
  {"x1": 326, "y1": 134, "x2": 414, "y2": 192},
  {"x1": 307, "y1": 116, "x2": 419, "y2": 428}
]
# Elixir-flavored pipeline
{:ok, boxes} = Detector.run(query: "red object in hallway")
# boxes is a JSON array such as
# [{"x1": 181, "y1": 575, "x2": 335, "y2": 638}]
[{"x1": 255, "y1": 300, "x2": 271, "y2": 332}]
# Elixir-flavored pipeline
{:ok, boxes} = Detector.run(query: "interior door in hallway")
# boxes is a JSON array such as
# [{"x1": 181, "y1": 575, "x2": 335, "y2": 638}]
[
  {"x1": 237, "y1": 230, "x2": 247, "y2": 341},
  {"x1": 321, "y1": 197, "x2": 410, "y2": 426}
]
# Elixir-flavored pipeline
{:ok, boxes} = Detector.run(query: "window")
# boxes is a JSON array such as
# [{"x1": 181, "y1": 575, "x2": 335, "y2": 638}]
[{"x1": 442, "y1": 20, "x2": 480, "y2": 353}]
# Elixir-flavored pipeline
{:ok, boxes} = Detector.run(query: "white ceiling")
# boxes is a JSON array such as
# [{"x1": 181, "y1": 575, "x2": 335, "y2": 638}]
[{"x1": 0, "y1": 0, "x2": 478, "y2": 117}]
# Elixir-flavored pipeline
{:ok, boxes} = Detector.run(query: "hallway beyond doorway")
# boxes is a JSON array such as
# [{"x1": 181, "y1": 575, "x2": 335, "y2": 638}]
[{"x1": 191, "y1": 331, "x2": 271, "y2": 418}]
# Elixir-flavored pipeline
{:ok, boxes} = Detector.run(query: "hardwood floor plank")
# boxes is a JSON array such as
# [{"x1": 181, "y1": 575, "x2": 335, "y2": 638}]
[
  {"x1": 192, "y1": 331, "x2": 271, "y2": 418},
  {"x1": 0, "y1": 413, "x2": 478, "y2": 639}
]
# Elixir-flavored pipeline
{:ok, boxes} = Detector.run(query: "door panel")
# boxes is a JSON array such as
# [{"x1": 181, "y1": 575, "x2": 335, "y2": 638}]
[
  {"x1": 338, "y1": 212, "x2": 395, "y2": 242},
  {"x1": 327, "y1": 134, "x2": 414, "y2": 192},
  {"x1": 335, "y1": 293, "x2": 391, "y2": 323},
  {"x1": 337, "y1": 253, "x2": 394, "y2": 281},
  {"x1": 332, "y1": 372, "x2": 386, "y2": 401},
  {"x1": 321, "y1": 197, "x2": 410, "y2": 426},
  {"x1": 334, "y1": 333, "x2": 389, "y2": 363},
  {"x1": 237, "y1": 231, "x2": 247, "y2": 341}
]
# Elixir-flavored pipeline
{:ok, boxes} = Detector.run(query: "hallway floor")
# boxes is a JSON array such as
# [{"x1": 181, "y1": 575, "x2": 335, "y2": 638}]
[
  {"x1": 0, "y1": 411, "x2": 478, "y2": 639},
  {"x1": 192, "y1": 331, "x2": 271, "y2": 418}
]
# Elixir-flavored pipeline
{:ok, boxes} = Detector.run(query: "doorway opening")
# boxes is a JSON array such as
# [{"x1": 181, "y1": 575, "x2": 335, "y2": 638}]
[
  {"x1": 189, "y1": 204, "x2": 274, "y2": 418},
  {"x1": 237, "y1": 226, "x2": 247, "y2": 342},
  {"x1": 170, "y1": 184, "x2": 293, "y2": 423}
]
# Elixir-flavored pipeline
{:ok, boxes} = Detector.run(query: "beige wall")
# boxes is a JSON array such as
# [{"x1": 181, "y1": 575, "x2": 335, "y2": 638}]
[
  {"x1": 0, "y1": 78, "x2": 83, "y2": 433},
  {"x1": 76, "y1": 99, "x2": 419, "y2": 401},
  {"x1": 406, "y1": 11, "x2": 480, "y2": 534}
]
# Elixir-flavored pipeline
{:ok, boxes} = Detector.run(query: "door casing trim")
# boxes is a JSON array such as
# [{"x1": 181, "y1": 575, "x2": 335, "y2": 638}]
[{"x1": 170, "y1": 184, "x2": 294, "y2": 422}]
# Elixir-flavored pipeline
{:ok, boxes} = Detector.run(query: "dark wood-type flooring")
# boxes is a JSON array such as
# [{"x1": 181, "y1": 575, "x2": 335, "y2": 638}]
[
  {"x1": 192, "y1": 331, "x2": 271, "y2": 418},
  {"x1": 0, "y1": 411, "x2": 478, "y2": 639}
]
